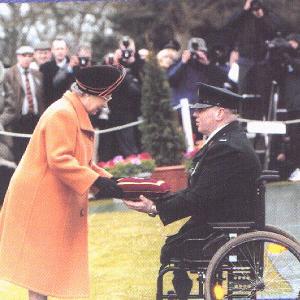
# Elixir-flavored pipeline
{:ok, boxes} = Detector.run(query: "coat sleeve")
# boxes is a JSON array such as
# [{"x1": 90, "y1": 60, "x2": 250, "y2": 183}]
[
  {"x1": 0, "y1": 79, "x2": 18, "y2": 127},
  {"x1": 156, "y1": 143, "x2": 243, "y2": 225},
  {"x1": 167, "y1": 60, "x2": 186, "y2": 87},
  {"x1": 43, "y1": 108, "x2": 99, "y2": 195}
]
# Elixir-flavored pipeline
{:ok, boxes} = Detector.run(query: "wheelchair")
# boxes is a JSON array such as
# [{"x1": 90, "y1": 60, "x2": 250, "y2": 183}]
[{"x1": 157, "y1": 170, "x2": 300, "y2": 299}]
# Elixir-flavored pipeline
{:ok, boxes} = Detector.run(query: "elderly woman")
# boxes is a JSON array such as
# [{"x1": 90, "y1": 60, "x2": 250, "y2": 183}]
[{"x1": 0, "y1": 65, "x2": 125, "y2": 299}]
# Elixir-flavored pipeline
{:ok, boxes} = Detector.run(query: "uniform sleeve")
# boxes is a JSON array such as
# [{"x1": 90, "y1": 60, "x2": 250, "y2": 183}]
[
  {"x1": 156, "y1": 143, "x2": 243, "y2": 225},
  {"x1": 43, "y1": 109, "x2": 99, "y2": 195}
]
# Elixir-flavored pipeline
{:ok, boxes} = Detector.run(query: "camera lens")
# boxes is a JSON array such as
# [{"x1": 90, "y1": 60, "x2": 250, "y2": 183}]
[
  {"x1": 191, "y1": 42, "x2": 199, "y2": 51},
  {"x1": 79, "y1": 57, "x2": 89, "y2": 67}
]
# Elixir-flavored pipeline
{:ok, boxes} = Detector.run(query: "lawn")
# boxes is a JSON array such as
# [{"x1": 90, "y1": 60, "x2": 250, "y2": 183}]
[{"x1": 0, "y1": 200, "x2": 185, "y2": 300}]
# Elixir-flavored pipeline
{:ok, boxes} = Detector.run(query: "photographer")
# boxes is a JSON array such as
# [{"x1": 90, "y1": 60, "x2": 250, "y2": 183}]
[
  {"x1": 114, "y1": 36, "x2": 144, "y2": 84},
  {"x1": 225, "y1": 0, "x2": 280, "y2": 119},
  {"x1": 167, "y1": 37, "x2": 228, "y2": 108},
  {"x1": 40, "y1": 40, "x2": 93, "y2": 108},
  {"x1": 166, "y1": 37, "x2": 228, "y2": 140},
  {"x1": 96, "y1": 52, "x2": 141, "y2": 161}
]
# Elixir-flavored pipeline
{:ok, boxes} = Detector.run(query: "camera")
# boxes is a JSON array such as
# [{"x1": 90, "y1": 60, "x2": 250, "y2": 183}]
[
  {"x1": 121, "y1": 49, "x2": 133, "y2": 60},
  {"x1": 189, "y1": 41, "x2": 200, "y2": 60},
  {"x1": 265, "y1": 37, "x2": 293, "y2": 65},
  {"x1": 121, "y1": 36, "x2": 133, "y2": 60},
  {"x1": 78, "y1": 56, "x2": 90, "y2": 67}
]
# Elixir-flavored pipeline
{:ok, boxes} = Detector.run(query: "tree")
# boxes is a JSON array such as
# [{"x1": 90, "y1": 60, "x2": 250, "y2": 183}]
[
  {"x1": 0, "y1": 1, "x2": 110, "y2": 66},
  {"x1": 108, "y1": 0, "x2": 300, "y2": 50},
  {"x1": 139, "y1": 53, "x2": 185, "y2": 166}
]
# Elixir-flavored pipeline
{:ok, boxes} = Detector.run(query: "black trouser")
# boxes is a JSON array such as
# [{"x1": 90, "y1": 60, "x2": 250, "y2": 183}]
[
  {"x1": 13, "y1": 114, "x2": 39, "y2": 163},
  {"x1": 238, "y1": 62, "x2": 271, "y2": 120},
  {"x1": 160, "y1": 224, "x2": 210, "y2": 299}
]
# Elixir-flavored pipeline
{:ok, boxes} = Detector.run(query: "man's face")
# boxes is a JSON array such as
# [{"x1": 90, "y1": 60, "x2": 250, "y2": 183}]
[
  {"x1": 17, "y1": 53, "x2": 33, "y2": 69},
  {"x1": 251, "y1": 6, "x2": 264, "y2": 18},
  {"x1": 52, "y1": 40, "x2": 68, "y2": 63},
  {"x1": 34, "y1": 49, "x2": 52, "y2": 65},
  {"x1": 193, "y1": 106, "x2": 220, "y2": 136}
]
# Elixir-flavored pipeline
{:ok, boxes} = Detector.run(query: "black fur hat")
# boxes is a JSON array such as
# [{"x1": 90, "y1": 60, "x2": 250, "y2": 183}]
[{"x1": 75, "y1": 65, "x2": 126, "y2": 96}]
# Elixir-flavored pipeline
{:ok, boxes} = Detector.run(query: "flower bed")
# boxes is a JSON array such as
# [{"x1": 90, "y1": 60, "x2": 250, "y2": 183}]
[{"x1": 98, "y1": 152, "x2": 156, "y2": 178}]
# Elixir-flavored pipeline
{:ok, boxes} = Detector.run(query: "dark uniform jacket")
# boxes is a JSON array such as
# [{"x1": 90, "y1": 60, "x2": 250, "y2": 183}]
[{"x1": 157, "y1": 121, "x2": 261, "y2": 234}]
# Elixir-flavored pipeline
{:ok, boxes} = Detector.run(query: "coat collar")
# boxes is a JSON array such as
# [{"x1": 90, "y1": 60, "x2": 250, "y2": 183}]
[
  {"x1": 63, "y1": 91, "x2": 94, "y2": 133},
  {"x1": 194, "y1": 121, "x2": 240, "y2": 159}
]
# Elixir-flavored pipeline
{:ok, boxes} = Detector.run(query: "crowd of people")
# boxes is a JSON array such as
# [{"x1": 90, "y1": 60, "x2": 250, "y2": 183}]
[
  {"x1": 1, "y1": 0, "x2": 300, "y2": 202},
  {"x1": 0, "y1": 0, "x2": 300, "y2": 299}
]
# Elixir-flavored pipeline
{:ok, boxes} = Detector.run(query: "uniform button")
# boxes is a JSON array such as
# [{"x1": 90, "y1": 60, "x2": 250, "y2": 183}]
[{"x1": 80, "y1": 209, "x2": 85, "y2": 217}]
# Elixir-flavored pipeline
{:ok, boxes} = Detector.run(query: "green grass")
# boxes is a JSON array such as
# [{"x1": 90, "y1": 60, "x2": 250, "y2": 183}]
[{"x1": 0, "y1": 200, "x2": 185, "y2": 300}]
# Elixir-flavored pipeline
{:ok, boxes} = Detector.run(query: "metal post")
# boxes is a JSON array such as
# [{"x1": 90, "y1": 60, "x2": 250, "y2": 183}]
[{"x1": 180, "y1": 98, "x2": 194, "y2": 152}]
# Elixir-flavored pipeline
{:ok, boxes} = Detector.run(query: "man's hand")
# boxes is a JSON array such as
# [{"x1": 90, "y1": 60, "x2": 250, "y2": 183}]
[
  {"x1": 123, "y1": 195, "x2": 155, "y2": 214},
  {"x1": 244, "y1": 0, "x2": 252, "y2": 10},
  {"x1": 197, "y1": 51, "x2": 209, "y2": 65},
  {"x1": 69, "y1": 55, "x2": 79, "y2": 68},
  {"x1": 181, "y1": 50, "x2": 191, "y2": 64}
]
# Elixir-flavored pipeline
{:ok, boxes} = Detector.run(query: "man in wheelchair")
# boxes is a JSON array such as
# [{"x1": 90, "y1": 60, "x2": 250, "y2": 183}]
[{"x1": 123, "y1": 82, "x2": 261, "y2": 299}]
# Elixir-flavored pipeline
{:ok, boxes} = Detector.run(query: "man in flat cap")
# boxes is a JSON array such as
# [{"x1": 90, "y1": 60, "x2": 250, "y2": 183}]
[
  {"x1": 124, "y1": 83, "x2": 261, "y2": 299},
  {"x1": 3, "y1": 45, "x2": 45, "y2": 162},
  {"x1": 30, "y1": 41, "x2": 52, "y2": 70},
  {"x1": 0, "y1": 65, "x2": 126, "y2": 300}
]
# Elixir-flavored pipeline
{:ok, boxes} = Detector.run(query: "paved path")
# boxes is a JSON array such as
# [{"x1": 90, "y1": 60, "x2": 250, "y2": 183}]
[{"x1": 266, "y1": 181, "x2": 300, "y2": 240}]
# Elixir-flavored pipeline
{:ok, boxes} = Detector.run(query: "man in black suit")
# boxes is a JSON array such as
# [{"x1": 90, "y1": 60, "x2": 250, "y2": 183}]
[
  {"x1": 39, "y1": 38, "x2": 74, "y2": 108},
  {"x1": 123, "y1": 82, "x2": 261, "y2": 299}
]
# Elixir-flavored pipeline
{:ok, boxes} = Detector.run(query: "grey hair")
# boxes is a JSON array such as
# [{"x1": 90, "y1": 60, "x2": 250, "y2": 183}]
[{"x1": 70, "y1": 82, "x2": 85, "y2": 96}]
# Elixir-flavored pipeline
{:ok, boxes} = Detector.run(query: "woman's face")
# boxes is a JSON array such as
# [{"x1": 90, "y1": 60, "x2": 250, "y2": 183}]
[{"x1": 81, "y1": 94, "x2": 112, "y2": 115}]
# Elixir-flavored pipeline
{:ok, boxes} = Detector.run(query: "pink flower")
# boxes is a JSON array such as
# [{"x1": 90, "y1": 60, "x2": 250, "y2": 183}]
[{"x1": 113, "y1": 155, "x2": 124, "y2": 164}]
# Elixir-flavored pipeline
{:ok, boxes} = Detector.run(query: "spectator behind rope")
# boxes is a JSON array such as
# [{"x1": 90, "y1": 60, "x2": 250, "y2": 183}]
[
  {"x1": 3, "y1": 46, "x2": 45, "y2": 163},
  {"x1": 225, "y1": 0, "x2": 280, "y2": 119},
  {"x1": 0, "y1": 60, "x2": 17, "y2": 204}
]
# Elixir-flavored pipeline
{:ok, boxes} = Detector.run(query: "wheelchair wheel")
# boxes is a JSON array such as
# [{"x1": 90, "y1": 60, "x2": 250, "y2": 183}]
[
  {"x1": 264, "y1": 224, "x2": 300, "y2": 244},
  {"x1": 205, "y1": 231, "x2": 300, "y2": 300}
]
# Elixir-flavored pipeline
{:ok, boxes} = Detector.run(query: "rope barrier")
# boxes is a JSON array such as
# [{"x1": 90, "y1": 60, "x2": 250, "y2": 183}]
[
  {"x1": 0, "y1": 103, "x2": 181, "y2": 139},
  {"x1": 1, "y1": 114, "x2": 300, "y2": 139},
  {"x1": 0, "y1": 119, "x2": 144, "y2": 139}
]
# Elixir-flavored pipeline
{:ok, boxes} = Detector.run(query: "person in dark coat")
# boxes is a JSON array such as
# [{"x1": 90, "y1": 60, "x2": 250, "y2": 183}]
[
  {"x1": 39, "y1": 38, "x2": 74, "y2": 108},
  {"x1": 123, "y1": 83, "x2": 261, "y2": 299},
  {"x1": 225, "y1": 0, "x2": 280, "y2": 119},
  {"x1": 281, "y1": 33, "x2": 300, "y2": 180},
  {"x1": 167, "y1": 37, "x2": 228, "y2": 108}
]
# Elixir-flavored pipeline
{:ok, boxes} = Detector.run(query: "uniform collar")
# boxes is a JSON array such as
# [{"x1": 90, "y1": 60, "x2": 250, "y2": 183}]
[
  {"x1": 194, "y1": 121, "x2": 239, "y2": 160},
  {"x1": 63, "y1": 90, "x2": 94, "y2": 133}
]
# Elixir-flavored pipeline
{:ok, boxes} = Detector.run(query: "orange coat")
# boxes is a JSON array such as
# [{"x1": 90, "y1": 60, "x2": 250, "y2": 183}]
[{"x1": 0, "y1": 91, "x2": 111, "y2": 298}]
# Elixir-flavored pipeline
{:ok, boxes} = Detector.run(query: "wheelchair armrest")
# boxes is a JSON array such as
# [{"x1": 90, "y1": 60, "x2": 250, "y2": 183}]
[{"x1": 207, "y1": 221, "x2": 256, "y2": 230}]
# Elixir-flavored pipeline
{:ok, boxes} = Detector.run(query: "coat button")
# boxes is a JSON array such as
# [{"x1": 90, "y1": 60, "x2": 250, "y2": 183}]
[{"x1": 80, "y1": 209, "x2": 85, "y2": 217}]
